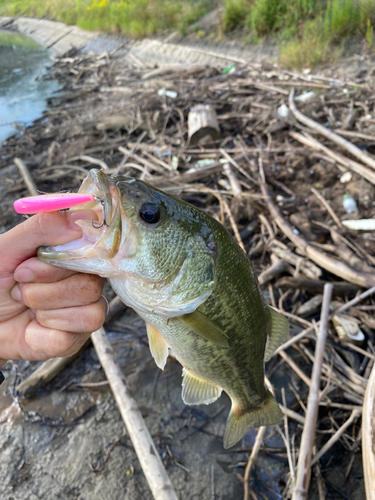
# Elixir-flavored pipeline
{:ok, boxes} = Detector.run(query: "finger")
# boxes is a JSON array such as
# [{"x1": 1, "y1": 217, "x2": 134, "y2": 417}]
[
  {"x1": 17, "y1": 273, "x2": 104, "y2": 310},
  {"x1": 36, "y1": 296, "x2": 107, "y2": 334},
  {"x1": 0, "y1": 210, "x2": 97, "y2": 273},
  {"x1": 25, "y1": 319, "x2": 92, "y2": 358},
  {"x1": 14, "y1": 257, "x2": 77, "y2": 283}
]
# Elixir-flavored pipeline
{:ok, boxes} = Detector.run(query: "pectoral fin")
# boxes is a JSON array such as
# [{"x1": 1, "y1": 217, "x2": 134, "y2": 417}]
[
  {"x1": 146, "y1": 322, "x2": 169, "y2": 370},
  {"x1": 264, "y1": 307, "x2": 289, "y2": 362},
  {"x1": 178, "y1": 310, "x2": 229, "y2": 347},
  {"x1": 182, "y1": 368, "x2": 222, "y2": 405}
]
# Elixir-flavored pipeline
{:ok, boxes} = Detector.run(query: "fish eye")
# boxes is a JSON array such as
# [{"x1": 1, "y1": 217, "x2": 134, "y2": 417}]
[{"x1": 139, "y1": 203, "x2": 160, "y2": 224}]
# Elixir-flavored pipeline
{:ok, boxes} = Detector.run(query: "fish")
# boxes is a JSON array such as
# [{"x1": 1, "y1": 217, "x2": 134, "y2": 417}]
[{"x1": 38, "y1": 169, "x2": 289, "y2": 448}]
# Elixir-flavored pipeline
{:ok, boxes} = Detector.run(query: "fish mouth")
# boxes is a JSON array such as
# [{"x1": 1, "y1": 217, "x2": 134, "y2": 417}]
[{"x1": 38, "y1": 169, "x2": 123, "y2": 267}]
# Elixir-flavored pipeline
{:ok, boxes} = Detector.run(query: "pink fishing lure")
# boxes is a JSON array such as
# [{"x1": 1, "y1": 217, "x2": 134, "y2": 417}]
[{"x1": 14, "y1": 193, "x2": 96, "y2": 214}]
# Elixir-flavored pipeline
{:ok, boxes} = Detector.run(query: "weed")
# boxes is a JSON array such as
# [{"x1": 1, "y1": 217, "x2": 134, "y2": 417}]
[{"x1": 0, "y1": 0, "x2": 209, "y2": 38}]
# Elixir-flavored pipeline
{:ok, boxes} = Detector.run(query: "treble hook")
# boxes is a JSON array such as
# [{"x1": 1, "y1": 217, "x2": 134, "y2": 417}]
[{"x1": 92, "y1": 196, "x2": 108, "y2": 229}]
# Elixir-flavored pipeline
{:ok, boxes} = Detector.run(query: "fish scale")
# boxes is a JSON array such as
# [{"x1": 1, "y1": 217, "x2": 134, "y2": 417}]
[{"x1": 37, "y1": 169, "x2": 289, "y2": 448}]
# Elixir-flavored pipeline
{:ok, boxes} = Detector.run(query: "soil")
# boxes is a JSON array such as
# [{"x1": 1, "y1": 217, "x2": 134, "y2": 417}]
[{"x1": 1, "y1": 18, "x2": 375, "y2": 500}]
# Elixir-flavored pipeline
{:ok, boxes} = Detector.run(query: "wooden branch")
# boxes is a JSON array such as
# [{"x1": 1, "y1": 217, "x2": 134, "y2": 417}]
[
  {"x1": 292, "y1": 284, "x2": 333, "y2": 500},
  {"x1": 260, "y1": 173, "x2": 375, "y2": 288},
  {"x1": 311, "y1": 409, "x2": 361, "y2": 465},
  {"x1": 91, "y1": 327, "x2": 178, "y2": 500},
  {"x1": 363, "y1": 362, "x2": 375, "y2": 500},
  {"x1": 290, "y1": 131, "x2": 375, "y2": 186},
  {"x1": 14, "y1": 157, "x2": 38, "y2": 195},
  {"x1": 289, "y1": 90, "x2": 375, "y2": 172},
  {"x1": 243, "y1": 426, "x2": 266, "y2": 500},
  {"x1": 16, "y1": 345, "x2": 88, "y2": 397},
  {"x1": 274, "y1": 276, "x2": 361, "y2": 295}
]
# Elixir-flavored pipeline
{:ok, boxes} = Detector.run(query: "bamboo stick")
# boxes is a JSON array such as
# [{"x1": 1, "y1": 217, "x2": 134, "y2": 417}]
[
  {"x1": 292, "y1": 284, "x2": 333, "y2": 500},
  {"x1": 91, "y1": 327, "x2": 178, "y2": 500},
  {"x1": 363, "y1": 362, "x2": 375, "y2": 500}
]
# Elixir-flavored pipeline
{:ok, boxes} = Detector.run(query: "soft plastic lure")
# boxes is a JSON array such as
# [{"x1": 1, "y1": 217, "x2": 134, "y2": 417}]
[{"x1": 14, "y1": 193, "x2": 96, "y2": 214}]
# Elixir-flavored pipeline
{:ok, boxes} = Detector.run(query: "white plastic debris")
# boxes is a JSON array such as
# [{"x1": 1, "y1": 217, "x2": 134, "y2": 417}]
[
  {"x1": 342, "y1": 219, "x2": 375, "y2": 231},
  {"x1": 333, "y1": 314, "x2": 365, "y2": 346},
  {"x1": 340, "y1": 171, "x2": 352, "y2": 183},
  {"x1": 171, "y1": 156, "x2": 179, "y2": 170},
  {"x1": 343, "y1": 194, "x2": 358, "y2": 215},
  {"x1": 295, "y1": 91, "x2": 315, "y2": 102},
  {"x1": 277, "y1": 104, "x2": 291, "y2": 119},
  {"x1": 158, "y1": 88, "x2": 178, "y2": 99}
]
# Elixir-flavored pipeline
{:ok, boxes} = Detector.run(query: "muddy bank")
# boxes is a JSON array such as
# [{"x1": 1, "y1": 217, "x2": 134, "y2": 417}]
[{"x1": 1, "y1": 32, "x2": 375, "y2": 500}]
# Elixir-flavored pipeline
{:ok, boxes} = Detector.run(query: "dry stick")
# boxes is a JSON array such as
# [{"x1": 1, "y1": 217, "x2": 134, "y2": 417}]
[
  {"x1": 362, "y1": 362, "x2": 375, "y2": 500},
  {"x1": 14, "y1": 157, "x2": 38, "y2": 196},
  {"x1": 334, "y1": 285, "x2": 375, "y2": 315},
  {"x1": 311, "y1": 187, "x2": 343, "y2": 229},
  {"x1": 292, "y1": 283, "x2": 333, "y2": 500},
  {"x1": 243, "y1": 426, "x2": 266, "y2": 500},
  {"x1": 72, "y1": 154, "x2": 109, "y2": 170},
  {"x1": 334, "y1": 129, "x2": 375, "y2": 142},
  {"x1": 91, "y1": 327, "x2": 178, "y2": 500},
  {"x1": 311, "y1": 409, "x2": 361, "y2": 466},
  {"x1": 259, "y1": 170, "x2": 375, "y2": 288},
  {"x1": 290, "y1": 131, "x2": 375, "y2": 186},
  {"x1": 289, "y1": 89, "x2": 375, "y2": 172}
]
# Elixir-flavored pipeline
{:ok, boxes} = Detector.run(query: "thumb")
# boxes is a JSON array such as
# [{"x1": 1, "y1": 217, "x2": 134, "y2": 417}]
[{"x1": 0, "y1": 212, "x2": 87, "y2": 274}]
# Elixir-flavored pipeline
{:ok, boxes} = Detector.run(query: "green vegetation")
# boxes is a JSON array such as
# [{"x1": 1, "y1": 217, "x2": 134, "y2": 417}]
[
  {"x1": 223, "y1": 0, "x2": 375, "y2": 67},
  {"x1": 0, "y1": 0, "x2": 209, "y2": 38},
  {"x1": 1, "y1": 0, "x2": 374, "y2": 67}
]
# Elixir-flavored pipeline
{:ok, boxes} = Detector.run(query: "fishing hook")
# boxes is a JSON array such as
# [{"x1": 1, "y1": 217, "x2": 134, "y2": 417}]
[{"x1": 91, "y1": 196, "x2": 108, "y2": 229}]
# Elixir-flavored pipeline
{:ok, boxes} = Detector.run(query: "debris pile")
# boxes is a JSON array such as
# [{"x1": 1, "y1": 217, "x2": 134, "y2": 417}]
[{"x1": 2, "y1": 47, "x2": 375, "y2": 500}]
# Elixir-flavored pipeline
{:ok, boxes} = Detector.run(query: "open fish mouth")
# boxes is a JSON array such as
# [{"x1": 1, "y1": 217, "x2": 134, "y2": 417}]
[{"x1": 38, "y1": 169, "x2": 123, "y2": 268}]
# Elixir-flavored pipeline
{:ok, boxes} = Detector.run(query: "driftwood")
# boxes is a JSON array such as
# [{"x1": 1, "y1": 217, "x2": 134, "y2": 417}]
[
  {"x1": 363, "y1": 362, "x2": 375, "y2": 500},
  {"x1": 292, "y1": 284, "x2": 333, "y2": 500},
  {"x1": 290, "y1": 131, "x2": 375, "y2": 186},
  {"x1": 289, "y1": 89, "x2": 375, "y2": 172},
  {"x1": 188, "y1": 104, "x2": 220, "y2": 145},
  {"x1": 14, "y1": 157, "x2": 38, "y2": 196},
  {"x1": 3, "y1": 46, "x2": 375, "y2": 500},
  {"x1": 91, "y1": 327, "x2": 178, "y2": 500},
  {"x1": 260, "y1": 168, "x2": 375, "y2": 288}
]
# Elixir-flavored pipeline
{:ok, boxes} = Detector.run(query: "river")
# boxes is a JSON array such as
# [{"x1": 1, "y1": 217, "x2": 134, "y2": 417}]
[{"x1": 0, "y1": 30, "x2": 61, "y2": 144}]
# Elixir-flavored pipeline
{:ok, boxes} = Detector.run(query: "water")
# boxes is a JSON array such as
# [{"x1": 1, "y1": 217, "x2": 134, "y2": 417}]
[{"x1": 0, "y1": 30, "x2": 61, "y2": 144}]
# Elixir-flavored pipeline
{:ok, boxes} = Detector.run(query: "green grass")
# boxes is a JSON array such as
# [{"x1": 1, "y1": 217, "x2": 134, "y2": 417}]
[
  {"x1": 0, "y1": 0, "x2": 209, "y2": 38},
  {"x1": 223, "y1": 0, "x2": 375, "y2": 67}
]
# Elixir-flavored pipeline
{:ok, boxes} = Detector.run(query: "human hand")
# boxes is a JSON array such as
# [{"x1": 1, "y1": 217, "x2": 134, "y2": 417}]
[{"x1": 0, "y1": 211, "x2": 107, "y2": 365}]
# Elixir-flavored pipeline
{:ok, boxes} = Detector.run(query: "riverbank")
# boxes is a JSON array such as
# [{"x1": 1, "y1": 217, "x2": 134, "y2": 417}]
[{"x1": 2, "y1": 23, "x2": 375, "y2": 498}]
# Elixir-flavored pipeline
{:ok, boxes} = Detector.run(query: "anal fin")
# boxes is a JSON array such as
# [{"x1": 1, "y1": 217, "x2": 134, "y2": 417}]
[
  {"x1": 264, "y1": 307, "x2": 289, "y2": 362},
  {"x1": 224, "y1": 390, "x2": 282, "y2": 449},
  {"x1": 146, "y1": 322, "x2": 169, "y2": 370},
  {"x1": 182, "y1": 368, "x2": 222, "y2": 405}
]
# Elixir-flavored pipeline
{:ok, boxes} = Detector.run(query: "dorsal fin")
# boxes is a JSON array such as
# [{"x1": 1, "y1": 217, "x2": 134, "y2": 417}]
[
  {"x1": 264, "y1": 307, "x2": 289, "y2": 362},
  {"x1": 182, "y1": 368, "x2": 222, "y2": 405},
  {"x1": 146, "y1": 322, "x2": 169, "y2": 370}
]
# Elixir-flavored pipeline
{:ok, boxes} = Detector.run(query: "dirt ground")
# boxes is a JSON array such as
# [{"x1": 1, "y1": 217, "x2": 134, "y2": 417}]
[{"x1": 1, "y1": 24, "x2": 375, "y2": 500}]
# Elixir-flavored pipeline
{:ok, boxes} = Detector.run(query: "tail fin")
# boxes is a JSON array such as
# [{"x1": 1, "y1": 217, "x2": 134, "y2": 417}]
[{"x1": 223, "y1": 391, "x2": 282, "y2": 449}]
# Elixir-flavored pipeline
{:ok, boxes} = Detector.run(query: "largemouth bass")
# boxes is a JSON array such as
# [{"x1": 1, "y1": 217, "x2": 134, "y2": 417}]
[{"x1": 38, "y1": 169, "x2": 289, "y2": 448}]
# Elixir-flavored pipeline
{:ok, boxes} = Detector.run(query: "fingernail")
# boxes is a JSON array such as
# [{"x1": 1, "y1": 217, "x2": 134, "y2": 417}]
[
  {"x1": 11, "y1": 284, "x2": 22, "y2": 302},
  {"x1": 14, "y1": 268, "x2": 35, "y2": 283}
]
